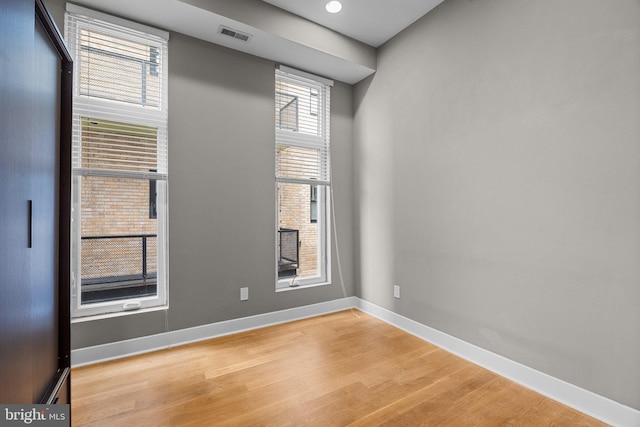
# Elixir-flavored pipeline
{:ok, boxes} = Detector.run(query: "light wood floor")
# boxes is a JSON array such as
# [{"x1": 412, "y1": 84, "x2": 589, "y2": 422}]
[{"x1": 71, "y1": 310, "x2": 607, "y2": 426}]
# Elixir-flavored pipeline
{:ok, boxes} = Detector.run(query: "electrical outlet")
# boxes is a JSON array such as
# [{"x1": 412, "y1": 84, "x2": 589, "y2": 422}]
[
  {"x1": 240, "y1": 287, "x2": 249, "y2": 301},
  {"x1": 393, "y1": 285, "x2": 400, "y2": 299}
]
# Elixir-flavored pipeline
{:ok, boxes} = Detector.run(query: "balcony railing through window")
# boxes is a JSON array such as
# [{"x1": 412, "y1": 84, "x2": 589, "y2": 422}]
[
  {"x1": 278, "y1": 228, "x2": 299, "y2": 279},
  {"x1": 80, "y1": 234, "x2": 157, "y2": 303}
]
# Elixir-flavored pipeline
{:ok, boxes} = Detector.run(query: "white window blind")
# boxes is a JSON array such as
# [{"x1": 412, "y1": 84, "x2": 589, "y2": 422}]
[
  {"x1": 66, "y1": 4, "x2": 168, "y2": 180},
  {"x1": 275, "y1": 67, "x2": 331, "y2": 186}
]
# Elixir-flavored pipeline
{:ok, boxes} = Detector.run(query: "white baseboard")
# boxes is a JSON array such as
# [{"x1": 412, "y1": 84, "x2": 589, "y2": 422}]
[
  {"x1": 71, "y1": 296, "x2": 357, "y2": 367},
  {"x1": 355, "y1": 299, "x2": 640, "y2": 427},
  {"x1": 71, "y1": 296, "x2": 639, "y2": 426}
]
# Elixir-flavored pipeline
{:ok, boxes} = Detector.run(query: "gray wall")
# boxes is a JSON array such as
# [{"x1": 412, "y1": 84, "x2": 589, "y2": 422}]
[
  {"x1": 44, "y1": 0, "x2": 355, "y2": 349},
  {"x1": 44, "y1": 0, "x2": 640, "y2": 410},
  {"x1": 354, "y1": 0, "x2": 640, "y2": 409}
]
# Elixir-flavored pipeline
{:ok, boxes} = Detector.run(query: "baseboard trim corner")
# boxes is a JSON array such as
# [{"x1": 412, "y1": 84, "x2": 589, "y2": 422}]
[{"x1": 354, "y1": 298, "x2": 640, "y2": 427}]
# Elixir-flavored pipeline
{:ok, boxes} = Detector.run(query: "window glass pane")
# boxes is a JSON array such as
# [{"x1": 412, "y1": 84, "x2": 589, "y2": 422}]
[
  {"x1": 277, "y1": 182, "x2": 321, "y2": 281},
  {"x1": 275, "y1": 79, "x2": 320, "y2": 137},
  {"x1": 79, "y1": 29, "x2": 160, "y2": 107},
  {"x1": 80, "y1": 175, "x2": 158, "y2": 304}
]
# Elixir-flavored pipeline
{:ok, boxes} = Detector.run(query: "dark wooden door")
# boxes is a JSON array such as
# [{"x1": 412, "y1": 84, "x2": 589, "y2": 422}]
[
  {"x1": 0, "y1": 0, "x2": 41, "y2": 404},
  {"x1": 30, "y1": 14, "x2": 63, "y2": 404},
  {"x1": 0, "y1": 0, "x2": 72, "y2": 404}
]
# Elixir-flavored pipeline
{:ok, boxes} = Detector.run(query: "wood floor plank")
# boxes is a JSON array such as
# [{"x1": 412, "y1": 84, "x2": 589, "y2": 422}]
[{"x1": 71, "y1": 310, "x2": 608, "y2": 426}]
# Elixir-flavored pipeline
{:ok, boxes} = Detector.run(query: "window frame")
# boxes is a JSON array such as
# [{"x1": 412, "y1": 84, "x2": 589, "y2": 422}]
[
  {"x1": 66, "y1": 5, "x2": 169, "y2": 319},
  {"x1": 275, "y1": 66, "x2": 332, "y2": 291}
]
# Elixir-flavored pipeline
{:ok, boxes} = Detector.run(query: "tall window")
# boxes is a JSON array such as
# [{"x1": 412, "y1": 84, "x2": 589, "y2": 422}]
[
  {"x1": 66, "y1": 5, "x2": 169, "y2": 318},
  {"x1": 275, "y1": 66, "x2": 332, "y2": 289}
]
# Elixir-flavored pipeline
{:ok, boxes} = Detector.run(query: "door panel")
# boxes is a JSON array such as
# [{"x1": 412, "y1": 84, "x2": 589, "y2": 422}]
[
  {"x1": 0, "y1": 0, "x2": 37, "y2": 404},
  {"x1": 0, "y1": 0, "x2": 69, "y2": 404},
  {"x1": 31, "y1": 15, "x2": 62, "y2": 403}
]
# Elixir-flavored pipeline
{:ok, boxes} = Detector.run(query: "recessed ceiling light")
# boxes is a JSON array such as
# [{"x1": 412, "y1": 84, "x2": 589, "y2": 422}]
[{"x1": 325, "y1": 1, "x2": 343, "y2": 13}]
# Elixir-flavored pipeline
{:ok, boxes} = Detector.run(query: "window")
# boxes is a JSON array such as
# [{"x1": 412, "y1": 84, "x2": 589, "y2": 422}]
[
  {"x1": 66, "y1": 5, "x2": 169, "y2": 318},
  {"x1": 275, "y1": 66, "x2": 332, "y2": 290}
]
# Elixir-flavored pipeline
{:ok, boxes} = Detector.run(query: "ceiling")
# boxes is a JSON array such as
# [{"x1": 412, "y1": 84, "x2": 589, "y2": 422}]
[
  {"x1": 69, "y1": 0, "x2": 445, "y2": 84},
  {"x1": 261, "y1": 0, "x2": 445, "y2": 47}
]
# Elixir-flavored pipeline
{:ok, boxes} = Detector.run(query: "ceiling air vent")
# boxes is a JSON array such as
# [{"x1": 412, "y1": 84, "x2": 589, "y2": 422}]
[{"x1": 219, "y1": 26, "x2": 251, "y2": 42}]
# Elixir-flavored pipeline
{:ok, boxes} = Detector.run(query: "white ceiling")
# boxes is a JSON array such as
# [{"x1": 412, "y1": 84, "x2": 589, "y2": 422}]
[
  {"x1": 68, "y1": 0, "x2": 445, "y2": 83},
  {"x1": 262, "y1": 0, "x2": 445, "y2": 47}
]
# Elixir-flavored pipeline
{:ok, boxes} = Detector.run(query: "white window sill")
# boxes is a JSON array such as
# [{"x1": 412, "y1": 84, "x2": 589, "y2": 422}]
[
  {"x1": 276, "y1": 281, "x2": 331, "y2": 292},
  {"x1": 71, "y1": 304, "x2": 169, "y2": 323}
]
